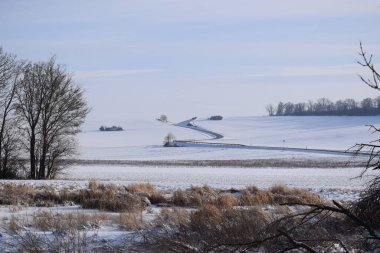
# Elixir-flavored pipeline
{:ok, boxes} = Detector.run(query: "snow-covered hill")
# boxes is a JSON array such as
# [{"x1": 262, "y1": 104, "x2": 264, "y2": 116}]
[
  {"x1": 195, "y1": 116, "x2": 380, "y2": 150},
  {"x1": 77, "y1": 116, "x2": 380, "y2": 160}
]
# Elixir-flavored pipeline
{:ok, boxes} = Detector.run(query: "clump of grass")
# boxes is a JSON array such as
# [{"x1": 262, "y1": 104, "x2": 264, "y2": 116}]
[
  {"x1": 154, "y1": 208, "x2": 190, "y2": 227},
  {"x1": 215, "y1": 194, "x2": 240, "y2": 209},
  {"x1": 78, "y1": 182, "x2": 144, "y2": 212},
  {"x1": 269, "y1": 184, "x2": 323, "y2": 204},
  {"x1": 127, "y1": 183, "x2": 156, "y2": 194},
  {"x1": 0, "y1": 181, "x2": 146, "y2": 212},
  {"x1": 191, "y1": 204, "x2": 224, "y2": 230},
  {"x1": 172, "y1": 185, "x2": 218, "y2": 207},
  {"x1": 8, "y1": 214, "x2": 98, "y2": 253},
  {"x1": 146, "y1": 204, "x2": 272, "y2": 252},
  {"x1": 127, "y1": 183, "x2": 166, "y2": 204},
  {"x1": 239, "y1": 189, "x2": 273, "y2": 206},
  {"x1": 33, "y1": 210, "x2": 110, "y2": 232},
  {"x1": 118, "y1": 212, "x2": 144, "y2": 229},
  {"x1": 88, "y1": 179, "x2": 98, "y2": 191},
  {"x1": 0, "y1": 184, "x2": 34, "y2": 205},
  {"x1": 239, "y1": 184, "x2": 323, "y2": 206},
  {"x1": 8, "y1": 215, "x2": 21, "y2": 233}
]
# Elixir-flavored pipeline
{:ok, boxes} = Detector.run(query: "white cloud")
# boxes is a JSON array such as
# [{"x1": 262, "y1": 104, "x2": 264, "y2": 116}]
[
  {"x1": 121, "y1": 0, "x2": 379, "y2": 22},
  {"x1": 216, "y1": 64, "x2": 373, "y2": 80},
  {"x1": 280, "y1": 64, "x2": 362, "y2": 77},
  {"x1": 74, "y1": 69, "x2": 163, "y2": 79}
]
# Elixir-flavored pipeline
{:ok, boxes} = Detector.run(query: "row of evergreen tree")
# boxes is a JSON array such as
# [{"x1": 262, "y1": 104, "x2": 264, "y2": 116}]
[{"x1": 266, "y1": 97, "x2": 380, "y2": 116}]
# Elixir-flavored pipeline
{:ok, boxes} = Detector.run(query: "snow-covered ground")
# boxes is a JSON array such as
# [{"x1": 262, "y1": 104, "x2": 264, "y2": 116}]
[
  {"x1": 77, "y1": 116, "x2": 380, "y2": 160},
  {"x1": 63, "y1": 165, "x2": 371, "y2": 193},
  {"x1": 2, "y1": 116, "x2": 378, "y2": 250},
  {"x1": 71, "y1": 116, "x2": 380, "y2": 200},
  {"x1": 196, "y1": 116, "x2": 380, "y2": 150},
  {"x1": 1, "y1": 165, "x2": 373, "y2": 201}
]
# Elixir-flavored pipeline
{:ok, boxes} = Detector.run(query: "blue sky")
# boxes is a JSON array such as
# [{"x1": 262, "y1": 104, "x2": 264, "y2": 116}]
[{"x1": 1, "y1": 0, "x2": 379, "y2": 121}]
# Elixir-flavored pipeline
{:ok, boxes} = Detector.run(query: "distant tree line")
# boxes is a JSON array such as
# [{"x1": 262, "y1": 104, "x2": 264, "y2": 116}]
[
  {"x1": 266, "y1": 97, "x2": 380, "y2": 116},
  {"x1": 0, "y1": 47, "x2": 89, "y2": 179}
]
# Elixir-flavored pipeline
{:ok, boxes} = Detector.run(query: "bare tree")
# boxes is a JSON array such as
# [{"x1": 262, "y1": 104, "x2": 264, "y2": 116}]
[
  {"x1": 0, "y1": 48, "x2": 22, "y2": 178},
  {"x1": 160, "y1": 114, "x2": 168, "y2": 122},
  {"x1": 163, "y1": 133, "x2": 176, "y2": 146},
  {"x1": 276, "y1": 102, "x2": 284, "y2": 115},
  {"x1": 358, "y1": 42, "x2": 380, "y2": 91},
  {"x1": 15, "y1": 57, "x2": 90, "y2": 179},
  {"x1": 265, "y1": 104, "x2": 275, "y2": 116}
]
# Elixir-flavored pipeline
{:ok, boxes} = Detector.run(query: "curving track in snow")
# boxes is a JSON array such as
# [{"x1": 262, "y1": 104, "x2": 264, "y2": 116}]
[
  {"x1": 175, "y1": 117, "x2": 223, "y2": 140},
  {"x1": 173, "y1": 118, "x2": 369, "y2": 157}
]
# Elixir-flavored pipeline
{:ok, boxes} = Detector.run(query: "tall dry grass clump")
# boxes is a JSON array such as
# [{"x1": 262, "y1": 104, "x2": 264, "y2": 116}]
[
  {"x1": 32, "y1": 210, "x2": 109, "y2": 232},
  {"x1": 172, "y1": 185, "x2": 218, "y2": 207},
  {"x1": 0, "y1": 184, "x2": 34, "y2": 205},
  {"x1": 127, "y1": 183, "x2": 166, "y2": 204},
  {"x1": 118, "y1": 212, "x2": 145, "y2": 229},
  {"x1": 142, "y1": 203, "x2": 272, "y2": 252},
  {"x1": 154, "y1": 208, "x2": 190, "y2": 228},
  {"x1": 78, "y1": 182, "x2": 144, "y2": 212},
  {"x1": 239, "y1": 184, "x2": 323, "y2": 206}
]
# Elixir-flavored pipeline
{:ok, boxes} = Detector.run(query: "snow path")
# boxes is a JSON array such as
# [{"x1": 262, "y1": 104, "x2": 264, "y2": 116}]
[
  {"x1": 175, "y1": 117, "x2": 223, "y2": 140},
  {"x1": 173, "y1": 118, "x2": 368, "y2": 157}
]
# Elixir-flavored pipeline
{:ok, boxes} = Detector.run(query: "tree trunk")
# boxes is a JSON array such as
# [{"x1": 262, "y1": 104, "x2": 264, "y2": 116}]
[
  {"x1": 30, "y1": 131, "x2": 36, "y2": 179},
  {"x1": 38, "y1": 142, "x2": 46, "y2": 179}
]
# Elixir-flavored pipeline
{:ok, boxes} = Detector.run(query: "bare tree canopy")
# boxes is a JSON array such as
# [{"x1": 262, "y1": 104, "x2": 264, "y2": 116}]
[
  {"x1": 0, "y1": 48, "x2": 23, "y2": 178},
  {"x1": 15, "y1": 57, "x2": 90, "y2": 179}
]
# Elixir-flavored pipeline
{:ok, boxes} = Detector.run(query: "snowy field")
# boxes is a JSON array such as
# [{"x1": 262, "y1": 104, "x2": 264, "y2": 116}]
[
  {"x1": 1, "y1": 116, "x2": 378, "y2": 251},
  {"x1": 64, "y1": 165, "x2": 374, "y2": 198},
  {"x1": 196, "y1": 116, "x2": 380, "y2": 150},
  {"x1": 77, "y1": 116, "x2": 380, "y2": 160},
  {"x1": 69, "y1": 116, "x2": 380, "y2": 200},
  {"x1": 1, "y1": 166, "x2": 374, "y2": 201}
]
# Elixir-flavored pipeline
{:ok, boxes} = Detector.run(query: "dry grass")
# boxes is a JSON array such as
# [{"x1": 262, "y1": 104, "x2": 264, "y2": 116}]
[
  {"x1": 2, "y1": 182, "x2": 374, "y2": 252},
  {"x1": 32, "y1": 210, "x2": 110, "y2": 232},
  {"x1": 127, "y1": 183, "x2": 156, "y2": 194},
  {"x1": 127, "y1": 183, "x2": 167, "y2": 204},
  {"x1": 8, "y1": 215, "x2": 21, "y2": 233},
  {"x1": 7, "y1": 216, "x2": 97, "y2": 253},
  {"x1": 143, "y1": 203, "x2": 272, "y2": 252},
  {"x1": 154, "y1": 208, "x2": 190, "y2": 227},
  {"x1": 239, "y1": 184, "x2": 323, "y2": 206},
  {"x1": 172, "y1": 185, "x2": 218, "y2": 207},
  {"x1": 142, "y1": 199, "x2": 375, "y2": 253},
  {"x1": 0, "y1": 181, "x2": 146, "y2": 212},
  {"x1": 118, "y1": 212, "x2": 145, "y2": 229},
  {"x1": 0, "y1": 184, "x2": 34, "y2": 205},
  {"x1": 171, "y1": 184, "x2": 323, "y2": 208},
  {"x1": 78, "y1": 183, "x2": 144, "y2": 212},
  {"x1": 215, "y1": 194, "x2": 240, "y2": 208},
  {"x1": 0, "y1": 182, "x2": 323, "y2": 213}
]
